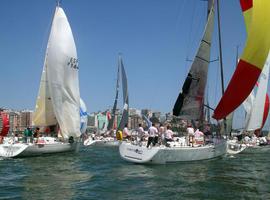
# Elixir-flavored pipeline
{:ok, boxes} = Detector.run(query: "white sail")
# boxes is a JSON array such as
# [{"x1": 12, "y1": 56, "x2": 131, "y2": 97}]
[
  {"x1": 173, "y1": 1, "x2": 215, "y2": 120},
  {"x1": 242, "y1": 90, "x2": 255, "y2": 127},
  {"x1": 46, "y1": 7, "x2": 81, "y2": 139},
  {"x1": 246, "y1": 53, "x2": 270, "y2": 131}
]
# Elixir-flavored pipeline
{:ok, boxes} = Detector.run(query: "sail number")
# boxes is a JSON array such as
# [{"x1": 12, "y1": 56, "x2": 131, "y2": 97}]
[{"x1": 68, "y1": 58, "x2": 79, "y2": 70}]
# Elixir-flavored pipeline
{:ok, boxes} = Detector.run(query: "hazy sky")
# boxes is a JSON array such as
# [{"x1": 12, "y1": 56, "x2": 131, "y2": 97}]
[{"x1": 1, "y1": 0, "x2": 261, "y2": 129}]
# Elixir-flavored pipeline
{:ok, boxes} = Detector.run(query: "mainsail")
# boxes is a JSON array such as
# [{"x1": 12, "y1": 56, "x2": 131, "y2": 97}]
[
  {"x1": 107, "y1": 61, "x2": 120, "y2": 130},
  {"x1": 173, "y1": 0, "x2": 215, "y2": 120},
  {"x1": 213, "y1": 0, "x2": 270, "y2": 120},
  {"x1": 34, "y1": 6, "x2": 81, "y2": 139},
  {"x1": 118, "y1": 56, "x2": 129, "y2": 131}
]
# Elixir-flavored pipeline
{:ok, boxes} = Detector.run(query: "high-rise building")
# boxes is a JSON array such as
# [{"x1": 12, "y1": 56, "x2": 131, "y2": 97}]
[
  {"x1": 8, "y1": 111, "x2": 21, "y2": 132},
  {"x1": 20, "y1": 110, "x2": 33, "y2": 130},
  {"x1": 129, "y1": 114, "x2": 143, "y2": 130}
]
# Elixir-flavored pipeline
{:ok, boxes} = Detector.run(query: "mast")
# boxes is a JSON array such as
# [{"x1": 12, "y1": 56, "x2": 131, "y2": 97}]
[
  {"x1": 217, "y1": 0, "x2": 225, "y2": 95},
  {"x1": 216, "y1": 0, "x2": 227, "y2": 134},
  {"x1": 57, "y1": 0, "x2": 61, "y2": 7},
  {"x1": 205, "y1": 0, "x2": 214, "y2": 124}
]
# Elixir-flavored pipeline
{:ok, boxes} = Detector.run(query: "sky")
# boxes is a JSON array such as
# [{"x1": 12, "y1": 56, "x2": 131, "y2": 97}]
[{"x1": 0, "y1": 0, "x2": 263, "y2": 129}]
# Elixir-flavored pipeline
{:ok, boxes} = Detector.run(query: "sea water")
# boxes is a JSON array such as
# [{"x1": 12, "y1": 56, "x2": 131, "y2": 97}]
[{"x1": 0, "y1": 145, "x2": 269, "y2": 199}]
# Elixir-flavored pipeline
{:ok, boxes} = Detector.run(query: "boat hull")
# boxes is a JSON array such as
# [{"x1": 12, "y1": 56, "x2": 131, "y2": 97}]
[
  {"x1": 0, "y1": 141, "x2": 77, "y2": 158},
  {"x1": 119, "y1": 139, "x2": 227, "y2": 164}
]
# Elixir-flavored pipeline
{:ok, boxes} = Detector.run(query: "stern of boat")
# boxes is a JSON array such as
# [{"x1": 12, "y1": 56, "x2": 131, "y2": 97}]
[{"x1": 119, "y1": 142, "x2": 159, "y2": 164}]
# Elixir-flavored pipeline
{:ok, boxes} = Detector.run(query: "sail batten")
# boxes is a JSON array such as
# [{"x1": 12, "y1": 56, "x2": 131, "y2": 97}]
[{"x1": 173, "y1": 0, "x2": 215, "y2": 120}]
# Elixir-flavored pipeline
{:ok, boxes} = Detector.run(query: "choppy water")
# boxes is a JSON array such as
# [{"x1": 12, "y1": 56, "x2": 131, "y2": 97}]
[{"x1": 0, "y1": 145, "x2": 270, "y2": 200}]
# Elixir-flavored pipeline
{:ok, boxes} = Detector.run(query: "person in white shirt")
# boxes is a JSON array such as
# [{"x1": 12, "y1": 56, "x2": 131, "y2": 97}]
[
  {"x1": 137, "y1": 124, "x2": 145, "y2": 140},
  {"x1": 123, "y1": 124, "x2": 130, "y2": 139},
  {"x1": 165, "y1": 125, "x2": 173, "y2": 143},
  {"x1": 147, "y1": 123, "x2": 158, "y2": 148}
]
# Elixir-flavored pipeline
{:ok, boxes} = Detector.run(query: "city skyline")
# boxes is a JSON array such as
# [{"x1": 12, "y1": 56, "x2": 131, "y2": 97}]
[{"x1": 1, "y1": 0, "x2": 267, "y2": 129}]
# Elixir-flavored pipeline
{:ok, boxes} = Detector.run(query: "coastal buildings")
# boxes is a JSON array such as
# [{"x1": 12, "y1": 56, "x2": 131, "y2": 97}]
[
  {"x1": 86, "y1": 108, "x2": 181, "y2": 132},
  {"x1": 0, "y1": 109, "x2": 33, "y2": 133},
  {"x1": 3, "y1": 107, "x2": 186, "y2": 134}
]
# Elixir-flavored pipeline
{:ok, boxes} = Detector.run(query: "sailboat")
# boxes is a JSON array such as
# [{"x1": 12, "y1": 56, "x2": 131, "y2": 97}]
[
  {"x1": 0, "y1": 4, "x2": 81, "y2": 158},
  {"x1": 213, "y1": 0, "x2": 270, "y2": 120},
  {"x1": 84, "y1": 55, "x2": 129, "y2": 146},
  {"x1": 230, "y1": 56, "x2": 270, "y2": 154},
  {"x1": 119, "y1": 0, "x2": 227, "y2": 164},
  {"x1": 218, "y1": 0, "x2": 270, "y2": 154},
  {"x1": 227, "y1": 76, "x2": 270, "y2": 154}
]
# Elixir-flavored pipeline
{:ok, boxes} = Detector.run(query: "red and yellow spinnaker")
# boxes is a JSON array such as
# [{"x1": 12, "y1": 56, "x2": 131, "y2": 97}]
[
  {"x1": 240, "y1": 0, "x2": 253, "y2": 31},
  {"x1": 241, "y1": 0, "x2": 269, "y2": 130},
  {"x1": 213, "y1": 0, "x2": 270, "y2": 120}
]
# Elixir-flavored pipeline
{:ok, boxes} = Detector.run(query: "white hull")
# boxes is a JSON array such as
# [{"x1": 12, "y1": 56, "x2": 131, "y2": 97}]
[
  {"x1": 0, "y1": 139, "x2": 77, "y2": 158},
  {"x1": 119, "y1": 138, "x2": 227, "y2": 164}
]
